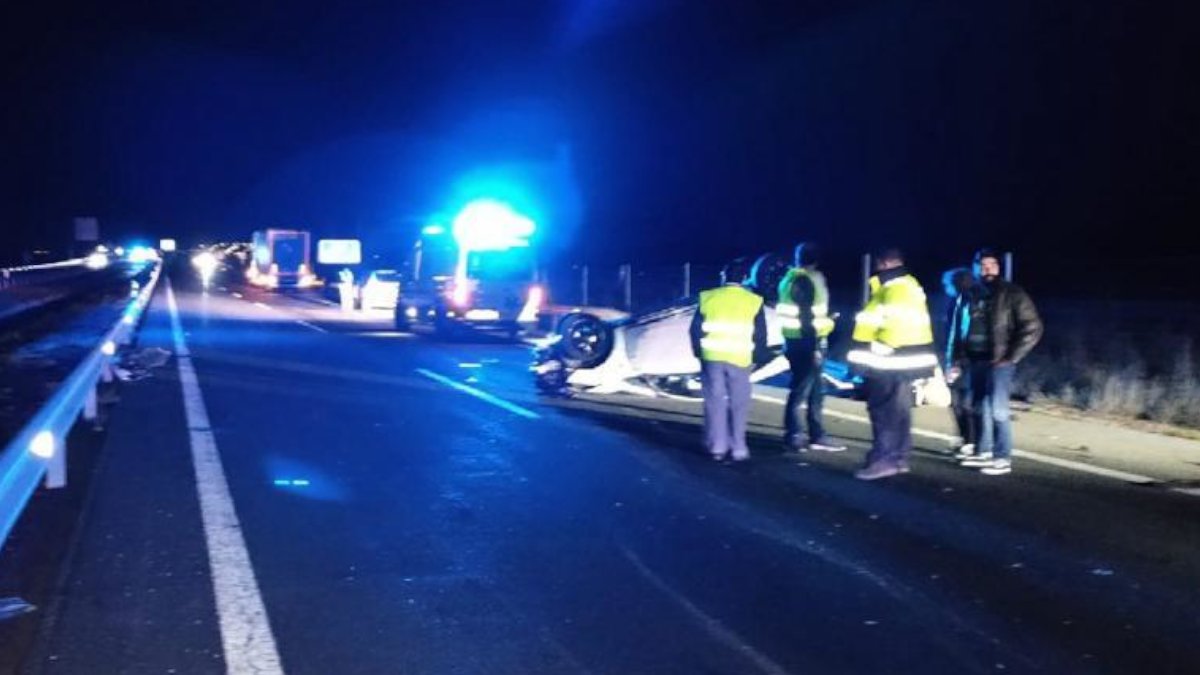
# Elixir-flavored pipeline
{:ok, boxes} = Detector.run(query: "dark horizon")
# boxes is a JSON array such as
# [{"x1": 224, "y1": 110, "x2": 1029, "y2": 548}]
[{"x1": 2, "y1": 1, "x2": 1196, "y2": 297}]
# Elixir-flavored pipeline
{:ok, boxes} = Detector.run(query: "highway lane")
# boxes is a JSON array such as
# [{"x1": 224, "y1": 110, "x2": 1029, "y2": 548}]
[{"x1": 27, "y1": 270, "x2": 1200, "y2": 674}]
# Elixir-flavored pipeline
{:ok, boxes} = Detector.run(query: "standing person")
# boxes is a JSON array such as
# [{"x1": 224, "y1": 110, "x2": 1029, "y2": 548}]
[
  {"x1": 940, "y1": 267, "x2": 976, "y2": 456},
  {"x1": 848, "y1": 248, "x2": 939, "y2": 480},
  {"x1": 777, "y1": 243, "x2": 846, "y2": 452},
  {"x1": 950, "y1": 248, "x2": 1043, "y2": 476},
  {"x1": 690, "y1": 258, "x2": 769, "y2": 462}
]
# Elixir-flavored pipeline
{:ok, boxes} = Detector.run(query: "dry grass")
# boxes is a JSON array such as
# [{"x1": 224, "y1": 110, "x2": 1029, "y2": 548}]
[{"x1": 1015, "y1": 300, "x2": 1200, "y2": 428}]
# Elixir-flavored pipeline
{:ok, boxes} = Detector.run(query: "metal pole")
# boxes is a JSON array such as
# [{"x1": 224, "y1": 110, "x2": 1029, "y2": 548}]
[
  {"x1": 83, "y1": 387, "x2": 98, "y2": 421},
  {"x1": 581, "y1": 265, "x2": 589, "y2": 306},
  {"x1": 861, "y1": 253, "x2": 872, "y2": 306},
  {"x1": 683, "y1": 262, "x2": 691, "y2": 297},
  {"x1": 1004, "y1": 251, "x2": 1014, "y2": 282},
  {"x1": 622, "y1": 264, "x2": 632, "y2": 311}
]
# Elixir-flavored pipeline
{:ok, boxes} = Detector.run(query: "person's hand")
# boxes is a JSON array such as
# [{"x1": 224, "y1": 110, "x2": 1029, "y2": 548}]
[{"x1": 945, "y1": 366, "x2": 961, "y2": 384}]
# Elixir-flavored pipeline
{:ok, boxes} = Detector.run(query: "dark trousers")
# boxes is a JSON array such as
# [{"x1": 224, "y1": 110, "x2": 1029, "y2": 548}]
[
  {"x1": 950, "y1": 379, "x2": 974, "y2": 445},
  {"x1": 701, "y1": 360, "x2": 753, "y2": 459},
  {"x1": 784, "y1": 337, "x2": 826, "y2": 445},
  {"x1": 864, "y1": 371, "x2": 915, "y2": 468}
]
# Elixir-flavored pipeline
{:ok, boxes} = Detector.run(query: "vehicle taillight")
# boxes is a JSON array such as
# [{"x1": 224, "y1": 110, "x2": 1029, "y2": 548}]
[
  {"x1": 518, "y1": 285, "x2": 545, "y2": 323},
  {"x1": 449, "y1": 280, "x2": 473, "y2": 307}
]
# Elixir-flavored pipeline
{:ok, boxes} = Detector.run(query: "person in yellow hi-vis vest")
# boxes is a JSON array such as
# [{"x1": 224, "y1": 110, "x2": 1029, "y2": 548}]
[
  {"x1": 847, "y1": 247, "x2": 939, "y2": 480},
  {"x1": 777, "y1": 243, "x2": 846, "y2": 453},
  {"x1": 689, "y1": 258, "x2": 769, "y2": 462}
]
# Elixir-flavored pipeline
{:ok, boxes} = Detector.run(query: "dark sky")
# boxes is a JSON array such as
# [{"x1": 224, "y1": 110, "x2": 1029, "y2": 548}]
[{"x1": 2, "y1": 1, "x2": 1196, "y2": 295}]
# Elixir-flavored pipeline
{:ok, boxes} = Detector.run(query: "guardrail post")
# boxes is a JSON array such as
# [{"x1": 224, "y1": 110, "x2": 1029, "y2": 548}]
[
  {"x1": 83, "y1": 388, "x2": 98, "y2": 422},
  {"x1": 45, "y1": 436, "x2": 66, "y2": 489},
  {"x1": 860, "y1": 253, "x2": 872, "y2": 306}
]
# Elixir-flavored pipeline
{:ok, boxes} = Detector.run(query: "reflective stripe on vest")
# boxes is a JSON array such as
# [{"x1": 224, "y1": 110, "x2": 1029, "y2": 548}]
[
  {"x1": 698, "y1": 285, "x2": 763, "y2": 368},
  {"x1": 850, "y1": 273, "x2": 936, "y2": 372},
  {"x1": 777, "y1": 268, "x2": 832, "y2": 339}
]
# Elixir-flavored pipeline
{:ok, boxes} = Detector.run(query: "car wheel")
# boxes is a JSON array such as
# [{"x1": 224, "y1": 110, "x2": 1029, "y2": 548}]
[
  {"x1": 394, "y1": 305, "x2": 410, "y2": 331},
  {"x1": 556, "y1": 313, "x2": 614, "y2": 368}
]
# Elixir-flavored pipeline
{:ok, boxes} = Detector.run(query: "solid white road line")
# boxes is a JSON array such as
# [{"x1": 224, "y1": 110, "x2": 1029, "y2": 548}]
[
  {"x1": 253, "y1": 301, "x2": 273, "y2": 310},
  {"x1": 751, "y1": 391, "x2": 1160, "y2": 485},
  {"x1": 166, "y1": 279, "x2": 284, "y2": 674},
  {"x1": 416, "y1": 368, "x2": 541, "y2": 419}
]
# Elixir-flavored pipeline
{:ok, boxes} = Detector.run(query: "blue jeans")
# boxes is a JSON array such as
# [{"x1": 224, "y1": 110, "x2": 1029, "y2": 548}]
[
  {"x1": 701, "y1": 360, "x2": 753, "y2": 459},
  {"x1": 784, "y1": 337, "x2": 826, "y2": 445},
  {"x1": 969, "y1": 361, "x2": 1015, "y2": 459}
]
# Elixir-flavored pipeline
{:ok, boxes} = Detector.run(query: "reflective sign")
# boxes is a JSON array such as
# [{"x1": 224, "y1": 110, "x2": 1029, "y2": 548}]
[{"x1": 317, "y1": 239, "x2": 362, "y2": 265}]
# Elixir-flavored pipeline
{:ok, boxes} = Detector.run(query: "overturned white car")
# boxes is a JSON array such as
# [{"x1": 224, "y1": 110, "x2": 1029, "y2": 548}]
[{"x1": 531, "y1": 253, "x2": 949, "y2": 406}]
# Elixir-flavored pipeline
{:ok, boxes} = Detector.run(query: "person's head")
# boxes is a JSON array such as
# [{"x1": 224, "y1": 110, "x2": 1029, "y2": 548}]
[
  {"x1": 721, "y1": 257, "x2": 751, "y2": 286},
  {"x1": 793, "y1": 242, "x2": 820, "y2": 269},
  {"x1": 873, "y1": 247, "x2": 905, "y2": 272},
  {"x1": 941, "y1": 267, "x2": 972, "y2": 298},
  {"x1": 973, "y1": 248, "x2": 1003, "y2": 283}
]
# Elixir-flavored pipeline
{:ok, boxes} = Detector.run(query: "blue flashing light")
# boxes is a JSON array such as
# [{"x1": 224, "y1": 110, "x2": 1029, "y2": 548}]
[
  {"x1": 451, "y1": 199, "x2": 536, "y2": 252},
  {"x1": 422, "y1": 224, "x2": 447, "y2": 236}
]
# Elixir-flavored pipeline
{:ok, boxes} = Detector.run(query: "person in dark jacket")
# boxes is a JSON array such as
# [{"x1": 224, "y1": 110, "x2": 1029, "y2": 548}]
[
  {"x1": 940, "y1": 267, "x2": 976, "y2": 456},
  {"x1": 948, "y1": 248, "x2": 1043, "y2": 475}
]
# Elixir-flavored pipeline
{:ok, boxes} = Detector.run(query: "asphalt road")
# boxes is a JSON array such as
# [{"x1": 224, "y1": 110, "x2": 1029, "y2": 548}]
[{"x1": 17, "y1": 266, "x2": 1200, "y2": 674}]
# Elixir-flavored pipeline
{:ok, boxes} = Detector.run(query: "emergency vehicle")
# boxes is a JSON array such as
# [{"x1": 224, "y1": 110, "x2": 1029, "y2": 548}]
[{"x1": 394, "y1": 200, "x2": 544, "y2": 337}]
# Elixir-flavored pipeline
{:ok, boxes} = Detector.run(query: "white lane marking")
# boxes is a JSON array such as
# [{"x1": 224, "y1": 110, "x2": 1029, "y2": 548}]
[
  {"x1": 751, "y1": 391, "x2": 1160, "y2": 485},
  {"x1": 294, "y1": 319, "x2": 328, "y2": 333},
  {"x1": 349, "y1": 331, "x2": 415, "y2": 338},
  {"x1": 416, "y1": 368, "x2": 540, "y2": 419},
  {"x1": 231, "y1": 292, "x2": 243, "y2": 299},
  {"x1": 253, "y1": 301, "x2": 273, "y2": 310},
  {"x1": 619, "y1": 544, "x2": 791, "y2": 675},
  {"x1": 166, "y1": 279, "x2": 284, "y2": 674}
]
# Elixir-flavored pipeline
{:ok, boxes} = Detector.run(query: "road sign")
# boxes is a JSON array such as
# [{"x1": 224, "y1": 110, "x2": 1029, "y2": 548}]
[{"x1": 317, "y1": 239, "x2": 362, "y2": 265}]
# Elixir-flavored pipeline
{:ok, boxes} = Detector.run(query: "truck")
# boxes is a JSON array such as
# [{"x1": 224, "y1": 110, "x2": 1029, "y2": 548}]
[
  {"x1": 394, "y1": 200, "x2": 544, "y2": 337},
  {"x1": 247, "y1": 229, "x2": 317, "y2": 289}
]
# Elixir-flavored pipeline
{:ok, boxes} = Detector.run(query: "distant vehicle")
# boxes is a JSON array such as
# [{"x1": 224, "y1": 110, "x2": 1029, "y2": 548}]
[
  {"x1": 359, "y1": 269, "x2": 402, "y2": 310},
  {"x1": 395, "y1": 201, "x2": 545, "y2": 337},
  {"x1": 247, "y1": 229, "x2": 317, "y2": 289}
]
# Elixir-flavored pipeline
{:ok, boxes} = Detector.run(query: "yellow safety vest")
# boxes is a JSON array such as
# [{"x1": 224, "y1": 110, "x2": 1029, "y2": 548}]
[
  {"x1": 848, "y1": 273, "x2": 937, "y2": 373},
  {"x1": 776, "y1": 267, "x2": 834, "y2": 339},
  {"x1": 698, "y1": 285, "x2": 763, "y2": 368}
]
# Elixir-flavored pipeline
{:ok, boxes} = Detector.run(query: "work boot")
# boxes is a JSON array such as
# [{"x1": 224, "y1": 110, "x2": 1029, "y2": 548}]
[{"x1": 854, "y1": 463, "x2": 901, "y2": 481}]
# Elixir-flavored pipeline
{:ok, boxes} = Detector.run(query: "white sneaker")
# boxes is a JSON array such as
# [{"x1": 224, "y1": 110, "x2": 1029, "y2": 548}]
[
  {"x1": 959, "y1": 453, "x2": 994, "y2": 467},
  {"x1": 980, "y1": 459, "x2": 1012, "y2": 476},
  {"x1": 953, "y1": 443, "x2": 976, "y2": 460}
]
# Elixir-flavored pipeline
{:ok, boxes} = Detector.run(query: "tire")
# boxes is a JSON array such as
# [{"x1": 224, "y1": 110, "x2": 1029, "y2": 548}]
[
  {"x1": 556, "y1": 313, "x2": 614, "y2": 368},
  {"x1": 394, "y1": 305, "x2": 410, "y2": 331}
]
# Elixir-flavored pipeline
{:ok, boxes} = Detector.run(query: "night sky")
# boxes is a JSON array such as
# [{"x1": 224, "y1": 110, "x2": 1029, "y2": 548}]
[{"x1": 2, "y1": 1, "x2": 1196, "y2": 296}]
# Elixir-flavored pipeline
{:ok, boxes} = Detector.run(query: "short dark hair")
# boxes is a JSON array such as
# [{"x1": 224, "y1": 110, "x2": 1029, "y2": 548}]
[
  {"x1": 722, "y1": 257, "x2": 751, "y2": 284},
  {"x1": 794, "y1": 242, "x2": 820, "y2": 267},
  {"x1": 973, "y1": 247, "x2": 1002, "y2": 264},
  {"x1": 874, "y1": 247, "x2": 905, "y2": 265}
]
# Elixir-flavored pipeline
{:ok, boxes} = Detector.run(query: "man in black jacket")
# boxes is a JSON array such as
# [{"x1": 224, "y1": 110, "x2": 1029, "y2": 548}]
[{"x1": 948, "y1": 249, "x2": 1043, "y2": 475}]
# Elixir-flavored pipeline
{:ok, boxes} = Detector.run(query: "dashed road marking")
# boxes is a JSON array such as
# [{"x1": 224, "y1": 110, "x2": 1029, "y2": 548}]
[
  {"x1": 416, "y1": 368, "x2": 540, "y2": 419},
  {"x1": 166, "y1": 279, "x2": 284, "y2": 674},
  {"x1": 294, "y1": 319, "x2": 328, "y2": 333}
]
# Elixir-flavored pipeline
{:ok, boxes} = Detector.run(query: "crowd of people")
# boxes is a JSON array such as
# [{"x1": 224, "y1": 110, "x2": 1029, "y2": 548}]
[{"x1": 690, "y1": 245, "x2": 1043, "y2": 480}]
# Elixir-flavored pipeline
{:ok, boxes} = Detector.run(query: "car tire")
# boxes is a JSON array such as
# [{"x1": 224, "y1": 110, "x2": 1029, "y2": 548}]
[{"x1": 556, "y1": 313, "x2": 614, "y2": 368}]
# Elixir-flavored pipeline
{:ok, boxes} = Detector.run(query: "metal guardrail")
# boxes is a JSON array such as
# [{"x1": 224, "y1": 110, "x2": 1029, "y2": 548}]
[
  {"x1": 0, "y1": 258, "x2": 87, "y2": 290},
  {"x1": 0, "y1": 261, "x2": 163, "y2": 552}
]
